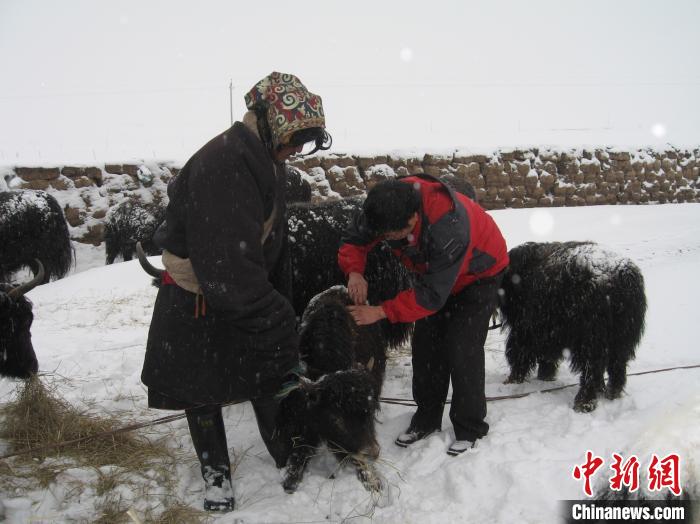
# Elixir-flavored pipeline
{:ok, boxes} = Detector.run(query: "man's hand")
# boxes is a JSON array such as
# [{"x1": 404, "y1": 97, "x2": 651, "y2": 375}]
[
  {"x1": 347, "y1": 272, "x2": 368, "y2": 305},
  {"x1": 347, "y1": 305, "x2": 386, "y2": 326}
]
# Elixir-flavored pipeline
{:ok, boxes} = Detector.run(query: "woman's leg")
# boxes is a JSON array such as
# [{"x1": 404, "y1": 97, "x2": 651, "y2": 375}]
[{"x1": 185, "y1": 404, "x2": 235, "y2": 511}]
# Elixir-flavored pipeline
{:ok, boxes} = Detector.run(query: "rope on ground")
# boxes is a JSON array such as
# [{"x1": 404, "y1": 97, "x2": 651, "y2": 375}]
[
  {"x1": 379, "y1": 363, "x2": 700, "y2": 407},
  {"x1": 1, "y1": 363, "x2": 698, "y2": 461}
]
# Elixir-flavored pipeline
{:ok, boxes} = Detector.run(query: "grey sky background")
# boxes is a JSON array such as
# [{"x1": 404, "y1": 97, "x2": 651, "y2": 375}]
[{"x1": 1, "y1": 0, "x2": 698, "y2": 163}]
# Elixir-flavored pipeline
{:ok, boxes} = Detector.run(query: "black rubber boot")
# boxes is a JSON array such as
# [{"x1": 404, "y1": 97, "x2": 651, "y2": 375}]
[{"x1": 185, "y1": 405, "x2": 235, "y2": 512}]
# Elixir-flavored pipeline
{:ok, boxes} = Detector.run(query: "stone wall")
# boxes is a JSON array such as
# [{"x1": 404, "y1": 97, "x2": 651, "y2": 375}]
[
  {"x1": 1, "y1": 162, "x2": 177, "y2": 245},
  {"x1": 289, "y1": 146, "x2": 700, "y2": 209},
  {"x1": 1, "y1": 146, "x2": 698, "y2": 244}
]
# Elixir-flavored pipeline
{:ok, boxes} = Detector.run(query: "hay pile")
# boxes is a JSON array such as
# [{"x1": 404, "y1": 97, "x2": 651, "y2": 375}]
[
  {"x1": 0, "y1": 376, "x2": 171, "y2": 467},
  {"x1": 0, "y1": 376, "x2": 208, "y2": 522}
]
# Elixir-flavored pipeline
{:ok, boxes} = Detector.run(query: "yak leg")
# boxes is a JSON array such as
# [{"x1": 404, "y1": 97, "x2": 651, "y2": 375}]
[
  {"x1": 282, "y1": 445, "x2": 314, "y2": 494},
  {"x1": 605, "y1": 352, "x2": 628, "y2": 400},
  {"x1": 573, "y1": 360, "x2": 605, "y2": 413},
  {"x1": 122, "y1": 243, "x2": 134, "y2": 262},
  {"x1": 352, "y1": 457, "x2": 383, "y2": 493},
  {"x1": 504, "y1": 335, "x2": 537, "y2": 384},
  {"x1": 536, "y1": 358, "x2": 560, "y2": 381}
]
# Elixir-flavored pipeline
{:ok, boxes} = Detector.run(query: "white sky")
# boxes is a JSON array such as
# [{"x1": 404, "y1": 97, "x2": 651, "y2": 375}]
[{"x1": 1, "y1": 0, "x2": 698, "y2": 163}]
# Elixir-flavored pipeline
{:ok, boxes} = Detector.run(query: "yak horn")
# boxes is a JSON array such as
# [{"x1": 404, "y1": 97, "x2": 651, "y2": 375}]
[
  {"x1": 136, "y1": 242, "x2": 164, "y2": 279},
  {"x1": 295, "y1": 375, "x2": 322, "y2": 393},
  {"x1": 9, "y1": 259, "x2": 45, "y2": 299},
  {"x1": 298, "y1": 375, "x2": 315, "y2": 387}
]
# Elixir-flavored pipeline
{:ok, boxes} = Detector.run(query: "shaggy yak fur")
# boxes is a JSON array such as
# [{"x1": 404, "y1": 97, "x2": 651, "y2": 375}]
[
  {"x1": 0, "y1": 263, "x2": 44, "y2": 378},
  {"x1": 286, "y1": 197, "x2": 413, "y2": 348},
  {"x1": 276, "y1": 286, "x2": 389, "y2": 494},
  {"x1": 499, "y1": 241, "x2": 646, "y2": 412},
  {"x1": 104, "y1": 200, "x2": 167, "y2": 264},
  {"x1": 0, "y1": 190, "x2": 72, "y2": 283},
  {"x1": 438, "y1": 174, "x2": 477, "y2": 201},
  {"x1": 285, "y1": 165, "x2": 312, "y2": 203}
]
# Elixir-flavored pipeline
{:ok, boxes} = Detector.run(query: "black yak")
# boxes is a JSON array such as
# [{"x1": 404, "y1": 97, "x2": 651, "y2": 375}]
[
  {"x1": 285, "y1": 165, "x2": 312, "y2": 203},
  {"x1": 0, "y1": 261, "x2": 44, "y2": 378},
  {"x1": 286, "y1": 197, "x2": 364, "y2": 315},
  {"x1": 439, "y1": 173, "x2": 477, "y2": 201},
  {"x1": 499, "y1": 241, "x2": 646, "y2": 412},
  {"x1": 104, "y1": 200, "x2": 167, "y2": 264},
  {"x1": 276, "y1": 286, "x2": 387, "y2": 494},
  {"x1": 286, "y1": 197, "x2": 413, "y2": 349},
  {"x1": 0, "y1": 190, "x2": 72, "y2": 283}
]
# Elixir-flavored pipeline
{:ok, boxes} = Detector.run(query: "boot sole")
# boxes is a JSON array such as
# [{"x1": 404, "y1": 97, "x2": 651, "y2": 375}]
[
  {"x1": 447, "y1": 442, "x2": 478, "y2": 456},
  {"x1": 204, "y1": 499, "x2": 235, "y2": 512}
]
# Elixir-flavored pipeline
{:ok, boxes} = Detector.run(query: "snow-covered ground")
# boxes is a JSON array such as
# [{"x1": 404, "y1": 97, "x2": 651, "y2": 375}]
[{"x1": 1, "y1": 203, "x2": 698, "y2": 523}]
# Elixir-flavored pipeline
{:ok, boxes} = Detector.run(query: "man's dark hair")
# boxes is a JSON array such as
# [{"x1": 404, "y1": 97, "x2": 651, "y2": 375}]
[{"x1": 363, "y1": 179, "x2": 421, "y2": 235}]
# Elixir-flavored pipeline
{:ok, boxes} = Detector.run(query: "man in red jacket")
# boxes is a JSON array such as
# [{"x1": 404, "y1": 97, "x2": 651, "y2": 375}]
[{"x1": 338, "y1": 174, "x2": 508, "y2": 455}]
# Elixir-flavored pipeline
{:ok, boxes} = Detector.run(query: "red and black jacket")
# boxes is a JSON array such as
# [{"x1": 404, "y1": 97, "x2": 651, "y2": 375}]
[{"x1": 338, "y1": 174, "x2": 509, "y2": 323}]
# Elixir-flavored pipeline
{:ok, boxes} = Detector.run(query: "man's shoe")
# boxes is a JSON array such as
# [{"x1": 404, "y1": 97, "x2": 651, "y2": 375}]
[
  {"x1": 447, "y1": 439, "x2": 478, "y2": 456},
  {"x1": 394, "y1": 427, "x2": 440, "y2": 447}
]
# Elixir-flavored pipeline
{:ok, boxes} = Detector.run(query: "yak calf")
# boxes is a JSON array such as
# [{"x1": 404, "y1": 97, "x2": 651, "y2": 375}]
[{"x1": 276, "y1": 286, "x2": 388, "y2": 494}]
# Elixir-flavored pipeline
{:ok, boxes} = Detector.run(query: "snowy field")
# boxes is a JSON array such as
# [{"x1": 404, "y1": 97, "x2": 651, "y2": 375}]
[{"x1": 1, "y1": 203, "x2": 699, "y2": 523}]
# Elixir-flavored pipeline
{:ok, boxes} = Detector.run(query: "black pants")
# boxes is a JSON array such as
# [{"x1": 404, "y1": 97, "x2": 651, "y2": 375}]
[
  {"x1": 409, "y1": 273, "x2": 503, "y2": 442},
  {"x1": 185, "y1": 396, "x2": 290, "y2": 474}
]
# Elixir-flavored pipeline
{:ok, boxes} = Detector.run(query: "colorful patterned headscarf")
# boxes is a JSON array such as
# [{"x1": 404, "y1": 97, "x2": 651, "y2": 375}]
[{"x1": 244, "y1": 72, "x2": 326, "y2": 150}]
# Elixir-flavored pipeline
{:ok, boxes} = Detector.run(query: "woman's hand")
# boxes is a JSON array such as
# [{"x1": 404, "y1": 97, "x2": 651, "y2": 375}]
[
  {"x1": 347, "y1": 305, "x2": 386, "y2": 326},
  {"x1": 347, "y1": 272, "x2": 368, "y2": 305}
]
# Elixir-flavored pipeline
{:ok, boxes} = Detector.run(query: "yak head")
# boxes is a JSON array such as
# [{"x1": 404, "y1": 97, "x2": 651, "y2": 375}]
[
  {"x1": 0, "y1": 261, "x2": 44, "y2": 378},
  {"x1": 307, "y1": 370, "x2": 381, "y2": 460},
  {"x1": 279, "y1": 369, "x2": 381, "y2": 461}
]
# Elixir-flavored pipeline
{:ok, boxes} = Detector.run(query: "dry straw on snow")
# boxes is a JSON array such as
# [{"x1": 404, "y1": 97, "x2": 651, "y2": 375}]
[
  {"x1": 0, "y1": 376, "x2": 210, "y2": 522},
  {"x1": 0, "y1": 375, "x2": 170, "y2": 467}
]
